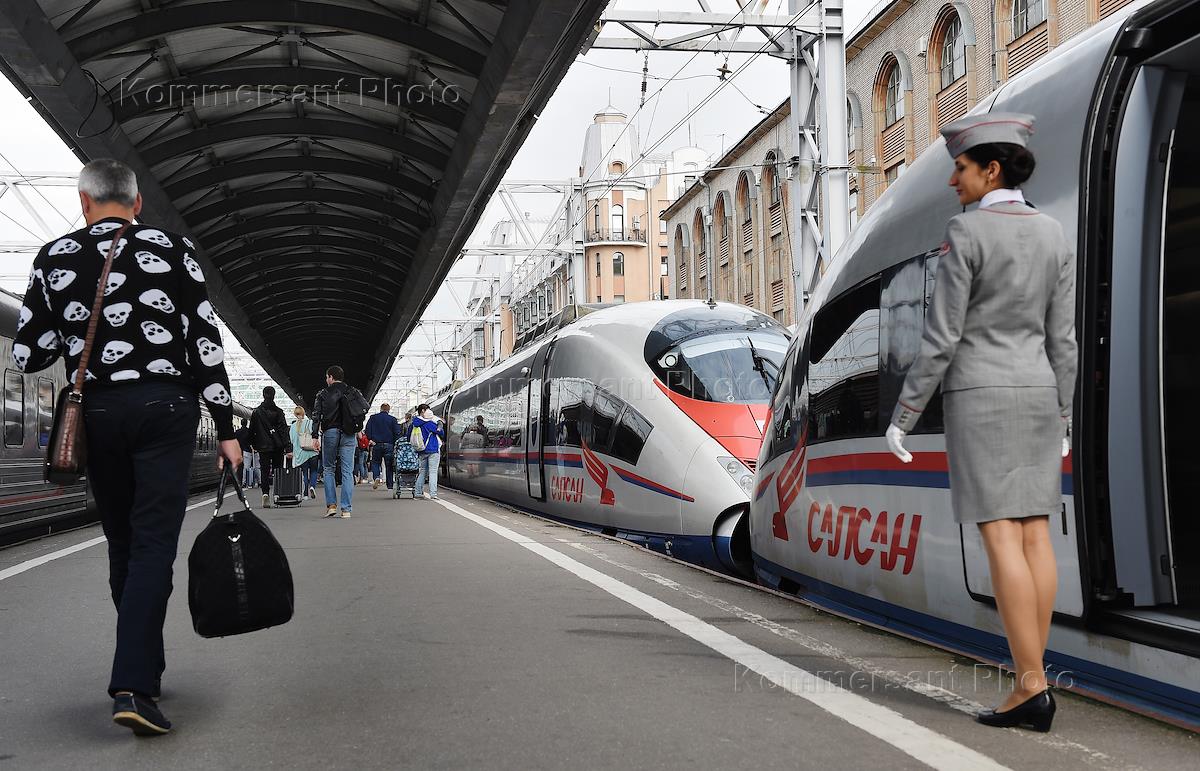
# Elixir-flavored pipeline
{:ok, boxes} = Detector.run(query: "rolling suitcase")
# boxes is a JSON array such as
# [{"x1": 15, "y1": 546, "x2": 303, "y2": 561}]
[
  {"x1": 273, "y1": 457, "x2": 305, "y2": 506},
  {"x1": 188, "y1": 466, "x2": 294, "y2": 637}
]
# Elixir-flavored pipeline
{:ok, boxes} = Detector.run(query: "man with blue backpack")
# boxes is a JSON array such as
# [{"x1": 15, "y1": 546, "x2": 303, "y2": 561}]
[
  {"x1": 410, "y1": 404, "x2": 446, "y2": 500},
  {"x1": 311, "y1": 365, "x2": 370, "y2": 517}
]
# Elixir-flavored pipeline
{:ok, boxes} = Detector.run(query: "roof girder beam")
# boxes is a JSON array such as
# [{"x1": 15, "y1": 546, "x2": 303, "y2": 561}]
[{"x1": 68, "y1": 1, "x2": 488, "y2": 74}]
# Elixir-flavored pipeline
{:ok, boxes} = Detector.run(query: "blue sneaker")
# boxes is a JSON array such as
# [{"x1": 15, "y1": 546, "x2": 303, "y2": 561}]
[{"x1": 112, "y1": 691, "x2": 171, "y2": 736}]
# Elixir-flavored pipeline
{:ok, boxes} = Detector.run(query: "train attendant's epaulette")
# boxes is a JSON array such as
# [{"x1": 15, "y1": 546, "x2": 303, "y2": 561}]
[
  {"x1": 893, "y1": 401, "x2": 922, "y2": 433},
  {"x1": 940, "y1": 112, "x2": 1035, "y2": 157}
]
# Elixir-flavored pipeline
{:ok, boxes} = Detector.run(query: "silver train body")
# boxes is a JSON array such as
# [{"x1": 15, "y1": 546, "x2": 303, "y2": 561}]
[
  {"x1": 0, "y1": 289, "x2": 250, "y2": 547},
  {"x1": 750, "y1": 0, "x2": 1200, "y2": 729},
  {"x1": 438, "y1": 300, "x2": 789, "y2": 576}
]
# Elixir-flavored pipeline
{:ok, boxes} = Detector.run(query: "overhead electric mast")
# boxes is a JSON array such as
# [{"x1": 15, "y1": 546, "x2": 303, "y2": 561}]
[{"x1": 588, "y1": 0, "x2": 849, "y2": 308}]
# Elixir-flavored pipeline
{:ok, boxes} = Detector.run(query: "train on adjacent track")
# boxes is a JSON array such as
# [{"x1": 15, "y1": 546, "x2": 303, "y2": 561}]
[
  {"x1": 431, "y1": 300, "x2": 789, "y2": 577},
  {"x1": 750, "y1": 0, "x2": 1200, "y2": 729},
  {"x1": 0, "y1": 289, "x2": 249, "y2": 547}
]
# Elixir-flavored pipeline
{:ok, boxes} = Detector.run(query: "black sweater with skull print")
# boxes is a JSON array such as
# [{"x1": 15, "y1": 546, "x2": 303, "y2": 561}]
[{"x1": 14, "y1": 216, "x2": 237, "y2": 440}]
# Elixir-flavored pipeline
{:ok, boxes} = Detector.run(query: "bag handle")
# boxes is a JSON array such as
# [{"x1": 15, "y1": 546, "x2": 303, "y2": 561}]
[
  {"x1": 71, "y1": 222, "x2": 132, "y2": 401},
  {"x1": 213, "y1": 464, "x2": 253, "y2": 519}
]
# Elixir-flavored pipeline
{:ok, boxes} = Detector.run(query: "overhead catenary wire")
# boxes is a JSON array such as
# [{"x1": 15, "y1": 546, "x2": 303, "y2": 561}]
[
  {"x1": 0, "y1": 148, "x2": 76, "y2": 230},
  {"x1": 503, "y1": 2, "x2": 814, "y2": 299}
]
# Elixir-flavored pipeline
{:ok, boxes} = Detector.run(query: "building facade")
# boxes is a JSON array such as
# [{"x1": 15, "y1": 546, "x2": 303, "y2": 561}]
[
  {"x1": 662, "y1": 101, "x2": 799, "y2": 325},
  {"x1": 846, "y1": 0, "x2": 1140, "y2": 214},
  {"x1": 659, "y1": 0, "x2": 1141, "y2": 328}
]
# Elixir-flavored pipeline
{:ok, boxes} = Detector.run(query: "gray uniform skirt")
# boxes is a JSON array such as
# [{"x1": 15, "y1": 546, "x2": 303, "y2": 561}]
[{"x1": 943, "y1": 386, "x2": 1062, "y2": 524}]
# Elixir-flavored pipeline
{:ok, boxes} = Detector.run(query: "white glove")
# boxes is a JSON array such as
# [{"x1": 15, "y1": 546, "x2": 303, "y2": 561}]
[
  {"x1": 886, "y1": 423, "x2": 912, "y2": 464},
  {"x1": 1062, "y1": 418, "x2": 1071, "y2": 458}
]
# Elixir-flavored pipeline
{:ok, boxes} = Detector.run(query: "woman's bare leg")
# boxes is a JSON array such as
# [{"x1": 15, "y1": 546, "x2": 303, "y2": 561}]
[
  {"x1": 1020, "y1": 516, "x2": 1057, "y2": 655},
  {"x1": 978, "y1": 518, "x2": 1048, "y2": 710}
]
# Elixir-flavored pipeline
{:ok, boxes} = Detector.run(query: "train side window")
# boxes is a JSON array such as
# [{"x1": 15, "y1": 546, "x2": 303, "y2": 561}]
[
  {"x1": 591, "y1": 390, "x2": 620, "y2": 452},
  {"x1": 879, "y1": 251, "x2": 944, "y2": 433},
  {"x1": 557, "y1": 379, "x2": 584, "y2": 447},
  {"x1": 765, "y1": 329, "x2": 807, "y2": 463},
  {"x1": 807, "y1": 278, "x2": 882, "y2": 443},
  {"x1": 37, "y1": 378, "x2": 54, "y2": 448},
  {"x1": 4, "y1": 370, "x2": 24, "y2": 447},
  {"x1": 610, "y1": 405, "x2": 652, "y2": 465}
]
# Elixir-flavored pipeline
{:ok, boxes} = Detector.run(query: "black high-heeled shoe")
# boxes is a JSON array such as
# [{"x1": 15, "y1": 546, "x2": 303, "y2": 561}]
[{"x1": 976, "y1": 689, "x2": 1056, "y2": 732}]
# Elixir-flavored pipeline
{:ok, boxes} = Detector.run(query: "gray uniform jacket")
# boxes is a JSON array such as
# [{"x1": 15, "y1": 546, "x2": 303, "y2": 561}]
[{"x1": 890, "y1": 201, "x2": 1077, "y2": 432}]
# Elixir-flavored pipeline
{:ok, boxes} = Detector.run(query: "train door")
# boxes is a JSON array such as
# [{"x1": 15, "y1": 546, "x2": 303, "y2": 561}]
[
  {"x1": 525, "y1": 343, "x2": 552, "y2": 500},
  {"x1": 1078, "y1": 8, "x2": 1200, "y2": 650}
]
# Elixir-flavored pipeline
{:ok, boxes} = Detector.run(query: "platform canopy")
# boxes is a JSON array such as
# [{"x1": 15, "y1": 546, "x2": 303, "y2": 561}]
[{"x1": 0, "y1": 0, "x2": 605, "y2": 402}]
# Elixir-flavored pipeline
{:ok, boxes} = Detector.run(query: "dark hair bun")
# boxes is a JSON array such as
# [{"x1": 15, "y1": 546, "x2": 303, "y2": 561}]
[{"x1": 1004, "y1": 146, "x2": 1036, "y2": 186}]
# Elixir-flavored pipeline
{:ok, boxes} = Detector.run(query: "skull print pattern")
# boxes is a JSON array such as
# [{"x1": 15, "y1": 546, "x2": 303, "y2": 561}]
[{"x1": 13, "y1": 217, "x2": 238, "y2": 441}]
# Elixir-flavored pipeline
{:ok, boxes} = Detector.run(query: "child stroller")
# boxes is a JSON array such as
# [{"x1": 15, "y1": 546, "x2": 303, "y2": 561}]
[{"x1": 393, "y1": 438, "x2": 420, "y2": 499}]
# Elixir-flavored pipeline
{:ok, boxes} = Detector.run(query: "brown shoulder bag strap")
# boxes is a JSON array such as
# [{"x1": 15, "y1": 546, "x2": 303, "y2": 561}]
[{"x1": 70, "y1": 222, "x2": 132, "y2": 398}]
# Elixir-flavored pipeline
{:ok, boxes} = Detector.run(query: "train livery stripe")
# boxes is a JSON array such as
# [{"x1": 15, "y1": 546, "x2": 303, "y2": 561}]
[
  {"x1": 754, "y1": 471, "x2": 775, "y2": 501},
  {"x1": 804, "y1": 451, "x2": 1073, "y2": 495},
  {"x1": 610, "y1": 464, "x2": 695, "y2": 503},
  {"x1": 452, "y1": 448, "x2": 689, "y2": 502}
]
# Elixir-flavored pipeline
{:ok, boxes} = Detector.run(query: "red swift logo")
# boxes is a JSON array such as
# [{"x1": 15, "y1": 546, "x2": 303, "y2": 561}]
[
  {"x1": 582, "y1": 439, "x2": 615, "y2": 506},
  {"x1": 772, "y1": 426, "x2": 809, "y2": 541}
]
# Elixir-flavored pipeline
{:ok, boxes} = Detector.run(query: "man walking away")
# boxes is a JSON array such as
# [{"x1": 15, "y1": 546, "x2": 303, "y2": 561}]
[
  {"x1": 249, "y1": 386, "x2": 292, "y2": 507},
  {"x1": 235, "y1": 418, "x2": 258, "y2": 488},
  {"x1": 13, "y1": 159, "x2": 241, "y2": 736},
  {"x1": 311, "y1": 365, "x2": 369, "y2": 517},
  {"x1": 365, "y1": 403, "x2": 401, "y2": 490},
  {"x1": 411, "y1": 404, "x2": 445, "y2": 500}
]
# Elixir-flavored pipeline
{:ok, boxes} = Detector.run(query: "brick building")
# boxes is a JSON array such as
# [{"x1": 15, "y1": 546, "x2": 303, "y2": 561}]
[
  {"x1": 660, "y1": 0, "x2": 1142, "y2": 326},
  {"x1": 846, "y1": 0, "x2": 1140, "y2": 214}
]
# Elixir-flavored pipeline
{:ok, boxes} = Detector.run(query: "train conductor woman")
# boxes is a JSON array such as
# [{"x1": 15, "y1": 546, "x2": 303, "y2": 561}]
[{"x1": 885, "y1": 112, "x2": 1078, "y2": 732}]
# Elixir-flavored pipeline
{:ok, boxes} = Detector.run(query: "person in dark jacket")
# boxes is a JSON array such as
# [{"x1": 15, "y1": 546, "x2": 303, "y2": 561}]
[
  {"x1": 365, "y1": 403, "x2": 401, "y2": 490},
  {"x1": 411, "y1": 404, "x2": 445, "y2": 500},
  {"x1": 13, "y1": 158, "x2": 241, "y2": 736},
  {"x1": 249, "y1": 385, "x2": 292, "y2": 508},
  {"x1": 234, "y1": 418, "x2": 259, "y2": 488},
  {"x1": 311, "y1": 365, "x2": 357, "y2": 517}
]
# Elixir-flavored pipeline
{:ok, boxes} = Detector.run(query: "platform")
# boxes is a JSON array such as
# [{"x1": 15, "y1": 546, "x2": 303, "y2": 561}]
[{"x1": 0, "y1": 485, "x2": 1195, "y2": 769}]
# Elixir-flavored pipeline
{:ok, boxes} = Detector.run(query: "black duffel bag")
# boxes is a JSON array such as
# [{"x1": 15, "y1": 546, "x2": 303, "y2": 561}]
[{"x1": 188, "y1": 465, "x2": 294, "y2": 637}]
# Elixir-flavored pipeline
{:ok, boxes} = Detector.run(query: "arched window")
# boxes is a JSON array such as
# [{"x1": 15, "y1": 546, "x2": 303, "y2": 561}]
[
  {"x1": 940, "y1": 16, "x2": 966, "y2": 89},
  {"x1": 610, "y1": 204, "x2": 624, "y2": 239},
  {"x1": 884, "y1": 65, "x2": 903, "y2": 126},
  {"x1": 611, "y1": 161, "x2": 625, "y2": 174},
  {"x1": 1012, "y1": 0, "x2": 1046, "y2": 39},
  {"x1": 765, "y1": 153, "x2": 782, "y2": 206},
  {"x1": 847, "y1": 99, "x2": 857, "y2": 152},
  {"x1": 613, "y1": 252, "x2": 624, "y2": 276}
]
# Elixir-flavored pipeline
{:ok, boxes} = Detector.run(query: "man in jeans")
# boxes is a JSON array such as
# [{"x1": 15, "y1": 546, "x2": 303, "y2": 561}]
[
  {"x1": 311, "y1": 365, "x2": 357, "y2": 517},
  {"x1": 13, "y1": 158, "x2": 240, "y2": 736},
  {"x1": 411, "y1": 404, "x2": 445, "y2": 500},
  {"x1": 365, "y1": 403, "x2": 401, "y2": 490}
]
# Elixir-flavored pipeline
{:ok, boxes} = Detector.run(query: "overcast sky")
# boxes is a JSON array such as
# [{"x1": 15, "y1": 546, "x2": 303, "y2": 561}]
[{"x1": 0, "y1": 0, "x2": 874, "y2": 405}]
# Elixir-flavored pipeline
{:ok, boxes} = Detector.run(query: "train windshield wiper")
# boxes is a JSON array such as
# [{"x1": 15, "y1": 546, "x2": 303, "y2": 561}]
[{"x1": 747, "y1": 336, "x2": 776, "y2": 391}]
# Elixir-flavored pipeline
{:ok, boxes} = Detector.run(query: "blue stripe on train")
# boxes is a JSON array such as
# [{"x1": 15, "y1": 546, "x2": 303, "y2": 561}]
[
  {"x1": 806, "y1": 469, "x2": 1073, "y2": 495},
  {"x1": 752, "y1": 554, "x2": 1200, "y2": 728}
]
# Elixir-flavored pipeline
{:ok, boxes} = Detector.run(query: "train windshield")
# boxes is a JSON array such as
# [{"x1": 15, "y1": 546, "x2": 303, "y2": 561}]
[{"x1": 650, "y1": 328, "x2": 789, "y2": 403}]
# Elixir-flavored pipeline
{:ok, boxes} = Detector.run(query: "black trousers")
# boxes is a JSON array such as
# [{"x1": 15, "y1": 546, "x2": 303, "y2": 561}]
[
  {"x1": 84, "y1": 381, "x2": 199, "y2": 698},
  {"x1": 260, "y1": 450, "x2": 284, "y2": 495}
]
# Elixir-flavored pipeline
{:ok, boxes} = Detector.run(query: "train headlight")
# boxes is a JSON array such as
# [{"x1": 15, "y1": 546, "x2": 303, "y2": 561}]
[{"x1": 717, "y1": 456, "x2": 754, "y2": 496}]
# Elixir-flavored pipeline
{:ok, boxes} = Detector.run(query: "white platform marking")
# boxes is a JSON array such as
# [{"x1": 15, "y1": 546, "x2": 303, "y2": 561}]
[
  {"x1": 438, "y1": 497, "x2": 1011, "y2": 771},
  {"x1": 0, "y1": 497, "x2": 217, "y2": 582}
]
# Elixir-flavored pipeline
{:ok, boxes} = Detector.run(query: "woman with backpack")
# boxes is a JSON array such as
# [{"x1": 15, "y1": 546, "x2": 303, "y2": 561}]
[
  {"x1": 411, "y1": 404, "x2": 446, "y2": 500},
  {"x1": 290, "y1": 406, "x2": 320, "y2": 499}
]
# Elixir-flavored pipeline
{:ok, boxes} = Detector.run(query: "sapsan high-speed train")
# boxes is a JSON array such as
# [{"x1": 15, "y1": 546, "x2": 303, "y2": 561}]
[{"x1": 750, "y1": 0, "x2": 1200, "y2": 730}]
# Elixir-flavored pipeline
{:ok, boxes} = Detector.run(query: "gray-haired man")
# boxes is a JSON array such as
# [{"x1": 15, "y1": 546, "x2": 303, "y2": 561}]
[{"x1": 15, "y1": 158, "x2": 241, "y2": 736}]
